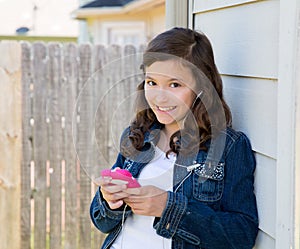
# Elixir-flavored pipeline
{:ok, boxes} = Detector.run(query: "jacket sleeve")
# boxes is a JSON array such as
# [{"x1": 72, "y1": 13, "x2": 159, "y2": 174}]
[
  {"x1": 154, "y1": 133, "x2": 259, "y2": 249},
  {"x1": 90, "y1": 152, "x2": 132, "y2": 234}
]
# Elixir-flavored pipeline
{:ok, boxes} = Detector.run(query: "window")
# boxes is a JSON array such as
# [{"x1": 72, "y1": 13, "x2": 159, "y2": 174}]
[{"x1": 102, "y1": 21, "x2": 146, "y2": 46}]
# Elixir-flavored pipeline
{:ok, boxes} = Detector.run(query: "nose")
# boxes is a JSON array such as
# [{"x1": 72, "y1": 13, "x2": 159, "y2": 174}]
[{"x1": 154, "y1": 88, "x2": 169, "y2": 103}]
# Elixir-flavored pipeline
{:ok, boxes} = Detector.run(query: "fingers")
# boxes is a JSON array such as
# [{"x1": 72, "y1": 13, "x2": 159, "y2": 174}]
[
  {"x1": 124, "y1": 185, "x2": 165, "y2": 198},
  {"x1": 101, "y1": 187, "x2": 129, "y2": 209},
  {"x1": 97, "y1": 177, "x2": 130, "y2": 210},
  {"x1": 107, "y1": 200, "x2": 124, "y2": 209},
  {"x1": 102, "y1": 183, "x2": 127, "y2": 193},
  {"x1": 124, "y1": 192, "x2": 168, "y2": 217},
  {"x1": 93, "y1": 176, "x2": 111, "y2": 186},
  {"x1": 94, "y1": 170, "x2": 133, "y2": 210},
  {"x1": 123, "y1": 187, "x2": 141, "y2": 195},
  {"x1": 101, "y1": 183, "x2": 127, "y2": 195}
]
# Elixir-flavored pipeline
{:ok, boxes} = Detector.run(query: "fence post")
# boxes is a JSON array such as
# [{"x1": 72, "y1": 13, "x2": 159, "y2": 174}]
[{"x1": 0, "y1": 41, "x2": 22, "y2": 249}]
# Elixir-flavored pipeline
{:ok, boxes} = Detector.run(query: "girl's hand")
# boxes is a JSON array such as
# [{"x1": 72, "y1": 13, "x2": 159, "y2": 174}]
[
  {"x1": 94, "y1": 177, "x2": 130, "y2": 210},
  {"x1": 123, "y1": 185, "x2": 168, "y2": 217}
]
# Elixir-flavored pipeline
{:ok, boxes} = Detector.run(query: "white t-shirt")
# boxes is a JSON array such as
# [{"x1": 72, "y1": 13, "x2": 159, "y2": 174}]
[{"x1": 111, "y1": 146, "x2": 176, "y2": 249}]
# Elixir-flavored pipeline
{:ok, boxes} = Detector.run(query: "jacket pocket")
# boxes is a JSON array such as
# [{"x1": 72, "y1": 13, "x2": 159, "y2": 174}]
[{"x1": 192, "y1": 162, "x2": 224, "y2": 202}]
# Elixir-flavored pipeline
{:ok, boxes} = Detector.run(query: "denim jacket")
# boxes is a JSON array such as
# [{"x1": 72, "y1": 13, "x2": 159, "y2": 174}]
[{"x1": 90, "y1": 124, "x2": 259, "y2": 249}]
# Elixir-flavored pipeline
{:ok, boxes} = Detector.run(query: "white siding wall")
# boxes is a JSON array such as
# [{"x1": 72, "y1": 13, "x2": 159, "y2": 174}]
[{"x1": 191, "y1": 0, "x2": 279, "y2": 248}]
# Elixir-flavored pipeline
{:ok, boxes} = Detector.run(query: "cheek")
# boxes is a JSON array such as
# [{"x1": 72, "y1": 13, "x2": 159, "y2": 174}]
[
  {"x1": 179, "y1": 91, "x2": 195, "y2": 109},
  {"x1": 144, "y1": 89, "x2": 152, "y2": 104}
]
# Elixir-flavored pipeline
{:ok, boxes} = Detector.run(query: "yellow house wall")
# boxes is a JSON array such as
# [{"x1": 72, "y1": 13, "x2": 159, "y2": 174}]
[
  {"x1": 85, "y1": 4, "x2": 165, "y2": 45},
  {"x1": 145, "y1": 5, "x2": 166, "y2": 41}
]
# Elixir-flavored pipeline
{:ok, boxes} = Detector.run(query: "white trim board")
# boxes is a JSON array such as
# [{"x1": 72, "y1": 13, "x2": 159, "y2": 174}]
[{"x1": 276, "y1": 0, "x2": 300, "y2": 248}]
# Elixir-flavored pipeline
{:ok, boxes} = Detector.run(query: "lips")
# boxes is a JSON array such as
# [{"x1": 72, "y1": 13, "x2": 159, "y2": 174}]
[{"x1": 156, "y1": 105, "x2": 176, "y2": 112}]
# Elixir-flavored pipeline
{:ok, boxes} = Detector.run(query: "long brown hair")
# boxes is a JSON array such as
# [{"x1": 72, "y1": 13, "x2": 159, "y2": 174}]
[{"x1": 128, "y1": 27, "x2": 232, "y2": 155}]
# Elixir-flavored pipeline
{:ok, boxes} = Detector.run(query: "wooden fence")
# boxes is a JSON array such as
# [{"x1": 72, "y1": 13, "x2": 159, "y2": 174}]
[{"x1": 1, "y1": 41, "x2": 144, "y2": 249}]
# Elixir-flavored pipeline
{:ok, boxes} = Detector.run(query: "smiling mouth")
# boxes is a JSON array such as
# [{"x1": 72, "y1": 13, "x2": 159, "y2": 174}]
[{"x1": 156, "y1": 106, "x2": 176, "y2": 112}]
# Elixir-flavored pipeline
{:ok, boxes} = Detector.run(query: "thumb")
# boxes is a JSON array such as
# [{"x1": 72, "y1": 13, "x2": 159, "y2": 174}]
[{"x1": 108, "y1": 200, "x2": 124, "y2": 209}]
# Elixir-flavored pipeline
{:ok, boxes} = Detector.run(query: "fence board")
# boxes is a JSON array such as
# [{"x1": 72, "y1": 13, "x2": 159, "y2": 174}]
[
  {"x1": 94, "y1": 45, "x2": 109, "y2": 170},
  {"x1": 77, "y1": 44, "x2": 93, "y2": 249},
  {"x1": 0, "y1": 41, "x2": 22, "y2": 249},
  {"x1": 48, "y1": 43, "x2": 63, "y2": 249},
  {"x1": 106, "y1": 45, "x2": 122, "y2": 164},
  {"x1": 92, "y1": 44, "x2": 107, "y2": 175},
  {"x1": 122, "y1": 44, "x2": 140, "y2": 128},
  {"x1": 63, "y1": 43, "x2": 79, "y2": 249},
  {"x1": 92, "y1": 44, "x2": 108, "y2": 248},
  {"x1": 21, "y1": 42, "x2": 33, "y2": 249},
  {"x1": 32, "y1": 42, "x2": 48, "y2": 249}
]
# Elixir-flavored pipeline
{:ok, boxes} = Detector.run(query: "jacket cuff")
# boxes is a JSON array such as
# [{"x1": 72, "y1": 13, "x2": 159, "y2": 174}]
[{"x1": 154, "y1": 191, "x2": 188, "y2": 238}]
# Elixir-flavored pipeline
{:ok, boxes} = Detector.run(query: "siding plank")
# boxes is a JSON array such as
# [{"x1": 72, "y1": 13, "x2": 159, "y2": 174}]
[
  {"x1": 193, "y1": 0, "x2": 258, "y2": 13},
  {"x1": 254, "y1": 230, "x2": 276, "y2": 249},
  {"x1": 194, "y1": 0, "x2": 279, "y2": 79},
  {"x1": 255, "y1": 153, "x2": 276, "y2": 238},
  {"x1": 223, "y1": 76, "x2": 277, "y2": 159}
]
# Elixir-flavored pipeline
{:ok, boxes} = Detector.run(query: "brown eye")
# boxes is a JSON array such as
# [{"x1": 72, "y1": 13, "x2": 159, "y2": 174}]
[
  {"x1": 170, "y1": 82, "x2": 181, "y2": 88},
  {"x1": 146, "y1": 80, "x2": 156, "y2": 86}
]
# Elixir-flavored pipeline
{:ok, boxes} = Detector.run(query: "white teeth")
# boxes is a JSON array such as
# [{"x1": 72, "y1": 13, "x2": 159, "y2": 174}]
[{"x1": 157, "y1": 106, "x2": 176, "y2": 111}]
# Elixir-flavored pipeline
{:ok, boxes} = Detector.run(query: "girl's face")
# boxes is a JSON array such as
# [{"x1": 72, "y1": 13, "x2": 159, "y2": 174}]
[{"x1": 144, "y1": 60, "x2": 196, "y2": 133}]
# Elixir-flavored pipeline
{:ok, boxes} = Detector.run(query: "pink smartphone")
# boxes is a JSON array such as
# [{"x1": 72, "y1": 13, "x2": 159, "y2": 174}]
[{"x1": 101, "y1": 168, "x2": 140, "y2": 188}]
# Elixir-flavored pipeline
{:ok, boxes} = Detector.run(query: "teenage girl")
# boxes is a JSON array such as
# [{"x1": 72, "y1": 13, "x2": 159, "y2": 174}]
[{"x1": 90, "y1": 27, "x2": 258, "y2": 249}]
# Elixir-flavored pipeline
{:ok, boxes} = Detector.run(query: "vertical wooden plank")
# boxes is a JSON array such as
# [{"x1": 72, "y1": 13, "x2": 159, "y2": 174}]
[
  {"x1": 0, "y1": 41, "x2": 22, "y2": 249},
  {"x1": 92, "y1": 44, "x2": 107, "y2": 176},
  {"x1": 77, "y1": 44, "x2": 93, "y2": 249},
  {"x1": 48, "y1": 43, "x2": 63, "y2": 249},
  {"x1": 120, "y1": 45, "x2": 138, "y2": 133},
  {"x1": 63, "y1": 43, "x2": 79, "y2": 249},
  {"x1": 106, "y1": 45, "x2": 122, "y2": 163},
  {"x1": 32, "y1": 42, "x2": 48, "y2": 249},
  {"x1": 92, "y1": 44, "x2": 108, "y2": 249},
  {"x1": 21, "y1": 42, "x2": 33, "y2": 249},
  {"x1": 94, "y1": 45, "x2": 110, "y2": 171}
]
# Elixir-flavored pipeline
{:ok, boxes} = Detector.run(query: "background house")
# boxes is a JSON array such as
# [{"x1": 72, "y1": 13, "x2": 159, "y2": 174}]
[{"x1": 72, "y1": 0, "x2": 165, "y2": 45}]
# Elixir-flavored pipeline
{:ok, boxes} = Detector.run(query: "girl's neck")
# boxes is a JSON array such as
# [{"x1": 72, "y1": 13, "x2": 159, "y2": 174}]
[
  {"x1": 163, "y1": 123, "x2": 179, "y2": 138},
  {"x1": 157, "y1": 126, "x2": 178, "y2": 152}
]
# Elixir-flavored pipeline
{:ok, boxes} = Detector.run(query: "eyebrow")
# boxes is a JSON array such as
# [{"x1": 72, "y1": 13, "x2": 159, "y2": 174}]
[{"x1": 145, "y1": 74, "x2": 184, "y2": 83}]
